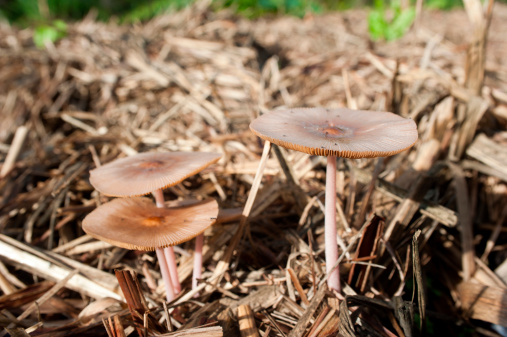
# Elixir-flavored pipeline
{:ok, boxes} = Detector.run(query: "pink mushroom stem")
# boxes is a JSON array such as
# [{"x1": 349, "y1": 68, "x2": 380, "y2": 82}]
[
  {"x1": 164, "y1": 247, "x2": 181, "y2": 293},
  {"x1": 156, "y1": 248, "x2": 175, "y2": 302},
  {"x1": 153, "y1": 189, "x2": 182, "y2": 294},
  {"x1": 153, "y1": 188, "x2": 166, "y2": 208},
  {"x1": 192, "y1": 233, "x2": 204, "y2": 291},
  {"x1": 325, "y1": 156, "x2": 341, "y2": 293}
]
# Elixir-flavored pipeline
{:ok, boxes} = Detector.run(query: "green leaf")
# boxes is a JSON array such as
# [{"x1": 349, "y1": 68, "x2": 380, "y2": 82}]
[
  {"x1": 33, "y1": 20, "x2": 67, "y2": 48},
  {"x1": 368, "y1": 10, "x2": 387, "y2": 41},
  {"x1": 372, "y1": 0, "x2": 384, "y2": 10},
  {"x1": 34, "y1": 26, "x2": 57, "y2": 47},
  {"x1": 52, "y1": 19, "x2": 67, "y2": 31},
  {"x1": 385, "y1": 8, "x2": 415, "y2": 40}
]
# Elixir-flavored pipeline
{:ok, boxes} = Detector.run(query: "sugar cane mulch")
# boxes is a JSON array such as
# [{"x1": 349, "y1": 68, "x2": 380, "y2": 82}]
[{"x1": 1, "y1": 0, "x2": 507, "y2": 336}]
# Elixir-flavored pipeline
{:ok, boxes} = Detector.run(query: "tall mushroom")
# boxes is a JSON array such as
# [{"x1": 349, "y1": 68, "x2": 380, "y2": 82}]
[
  {"x1": 82, "y1": 197, "x2": 218, "y2": 301},
  {"x1": 250, "y1": 107, "x2": 418, "y2": 293},
  {"x1": 89, "y1": 151, "x2": 221, "y2": 299}
]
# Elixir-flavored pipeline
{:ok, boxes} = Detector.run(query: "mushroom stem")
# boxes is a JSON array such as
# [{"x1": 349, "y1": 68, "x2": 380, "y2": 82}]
[
  {"x1": 153, "y1": 189, "x2": 165, "y2": 208},
  {"x1": 325, "y1": 155, "x2": 341, "y2": 293},
  {"x1": 164, "y1": 247, "x2": 182, "y2": 293},
  {"x1": 153, "y1": 189, "x2": 182, "y2": 294},
  {"x1": 192, "y1": 233, "x2": 204, "y2": 292},
  {"x1": 156, "y1": 248, "x2": 175, "y2": 302}
]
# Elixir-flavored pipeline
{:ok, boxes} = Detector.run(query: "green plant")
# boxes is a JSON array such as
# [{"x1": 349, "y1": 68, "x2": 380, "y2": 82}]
[
  {"x1": 425, "y1": 0, "x2": 463, "y2": 10},
  {"x1": 120, "y1": 0, "x2": 191, "y2": 23},
  {"x1": 33, "y1": 19, "x2": 67, "y2": 48},
  {"x1": 368, "y1": 0, "x2": 415, "y2": 41},
  {"x1": 216, "y1": 0, "x2": 323, "y2": 18}
]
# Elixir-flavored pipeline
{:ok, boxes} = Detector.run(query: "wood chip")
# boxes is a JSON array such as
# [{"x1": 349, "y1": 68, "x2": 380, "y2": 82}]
[{"x1": 458, "y1": 281, "x2": 507, "y2": 326}]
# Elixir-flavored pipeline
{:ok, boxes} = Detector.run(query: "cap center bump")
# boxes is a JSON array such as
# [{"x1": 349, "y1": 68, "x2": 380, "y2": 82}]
[
  {"x1": 138, "y1": 161, "x2": 164, "y2": 169},
  {"x1": 321, "y1": 126, "x2": 347, "y2": 137},
  {"x1": 142, "y1": 216, "x2": 164, "y2": 227}
]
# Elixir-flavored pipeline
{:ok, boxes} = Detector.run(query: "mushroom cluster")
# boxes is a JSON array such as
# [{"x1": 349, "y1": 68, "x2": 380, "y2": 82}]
[
  {"x1": 84, "y1": 151, "x2": 221, "y2": 301},
  {"x1": 84, "y1": 107, "x2": 417, "y2": 301},
  {"x1": 250, "y1": 107, "x2": 418, "y2": 293}
]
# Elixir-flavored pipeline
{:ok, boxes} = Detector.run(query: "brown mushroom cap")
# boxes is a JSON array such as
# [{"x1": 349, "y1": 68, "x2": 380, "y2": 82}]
[
  {"x1": 82, "y1": 197, "x2": 219, "y2": 251},
  {"x1": 249, "y1": 108, "x2": 418, "y2": 158},
  {"x1": 89, "y1": 151, "x2": 222, "y2": 197}
]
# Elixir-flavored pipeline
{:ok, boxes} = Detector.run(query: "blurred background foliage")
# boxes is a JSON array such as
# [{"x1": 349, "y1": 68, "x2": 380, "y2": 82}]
[
  {"x1": 1, "y1": 0, "x2": 502, "y2": 45},
  {"x1": 0, "y1": 0, "x2": 490, "y2": 25}
]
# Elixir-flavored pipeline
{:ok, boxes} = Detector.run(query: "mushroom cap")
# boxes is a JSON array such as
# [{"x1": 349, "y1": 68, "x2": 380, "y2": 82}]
[
  {"x1": 249, "y1": 108, "x2": 418, "y2": 158},
  {"x1": 89, "y1": 151, "x2": 222, "y2": 197},
  {"x1": 82, "y1": 197, "x2": 219, "y2": 251}
]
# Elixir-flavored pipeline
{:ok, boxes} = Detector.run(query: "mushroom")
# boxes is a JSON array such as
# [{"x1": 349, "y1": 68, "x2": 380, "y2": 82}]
[
  {"x1": 89, "y1": 151, "x2": 221, "y2": 298},
  {"x1": 82, "y1": 197, "x2": 218, "y2": 301},
  {"x1": 249, "y1": 107, "x2": 418, "y2": 293}
]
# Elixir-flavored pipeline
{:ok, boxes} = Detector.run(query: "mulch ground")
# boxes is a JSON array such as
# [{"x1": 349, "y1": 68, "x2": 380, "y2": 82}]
[{"x1": 1, "y1": 1, "x2": 507, "y2": 336}]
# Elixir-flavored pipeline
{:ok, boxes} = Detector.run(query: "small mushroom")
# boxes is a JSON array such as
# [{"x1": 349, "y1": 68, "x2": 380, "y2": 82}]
[
  {"x1": 90, "y1": 151, "x2": 222, "y2": 198},
  {"x1": 89, "y1": 151, "x2": 221, "y2": 299},
  {"x1": 250, "y1": 107, "x2": 418, "y2": 293},
  {"x1": 82, "y1": 197, "x2": 218, "y2": 300}
]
